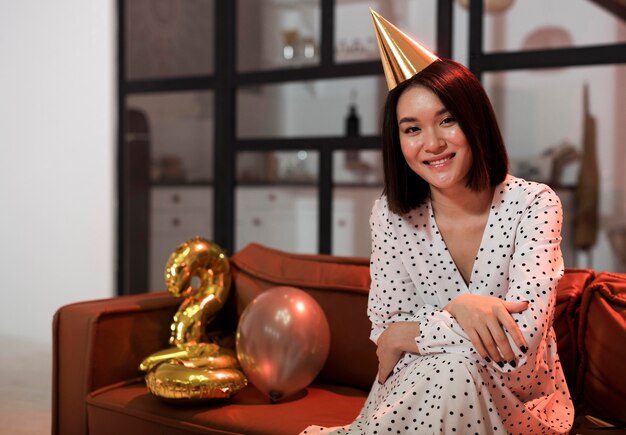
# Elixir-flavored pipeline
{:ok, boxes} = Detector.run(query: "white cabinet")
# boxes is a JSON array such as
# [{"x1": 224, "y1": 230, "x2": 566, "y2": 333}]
[
  {"x1": 332, "y1": 187, "x2": 381, "y2": 257},
  {"x1": 235, "y1": 185, "x2": 381, "y2": 257},
  {"x1": 149, "y1": 187, "x2": 213, "y2": 291},
  {"x1": 236, "y1": 187, "x2": 318, "y2": 253}
]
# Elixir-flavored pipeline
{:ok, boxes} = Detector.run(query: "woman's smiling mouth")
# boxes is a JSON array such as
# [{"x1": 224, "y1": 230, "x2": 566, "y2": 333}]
[{"x1": 425, "y1": 153, "x2": 456, "y2": 167}]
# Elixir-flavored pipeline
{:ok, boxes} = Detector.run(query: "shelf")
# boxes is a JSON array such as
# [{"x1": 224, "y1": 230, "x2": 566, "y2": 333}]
[{"x1": 151, "y1": 181, "x2": 214, "y2": 188}]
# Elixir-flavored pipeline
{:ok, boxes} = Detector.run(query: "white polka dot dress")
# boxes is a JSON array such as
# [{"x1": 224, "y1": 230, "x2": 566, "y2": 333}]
[{"x1": 302, "y1": 176, "x2": 574, "y2": 434}]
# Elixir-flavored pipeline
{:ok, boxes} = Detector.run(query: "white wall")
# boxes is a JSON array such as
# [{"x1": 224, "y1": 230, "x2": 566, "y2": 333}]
[{"x1": 0, "y1": 1, "x2": 116, "y2": 344}]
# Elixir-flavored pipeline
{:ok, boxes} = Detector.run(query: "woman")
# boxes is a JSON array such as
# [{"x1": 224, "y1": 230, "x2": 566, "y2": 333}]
[{"x1": 302, "y1": 11, "x2": 573, "y2": 435}]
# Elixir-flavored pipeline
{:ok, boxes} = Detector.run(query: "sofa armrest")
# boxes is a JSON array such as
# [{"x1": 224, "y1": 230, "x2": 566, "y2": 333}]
[
  {"x1": 52, "y1": 292, "x2": 179, "y2": 435},
  {"x1": 576, "y1": 272, "x2": 626, "y2": 424}
]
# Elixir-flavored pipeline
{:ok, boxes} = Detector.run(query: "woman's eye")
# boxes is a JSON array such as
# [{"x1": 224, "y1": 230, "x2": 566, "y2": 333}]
[
  {"x1": 441, "y1": 117, "x2": 456, "y2": 125},
  {"x1": 403, "y1": 126, "x2": 420, "y2": 134}
]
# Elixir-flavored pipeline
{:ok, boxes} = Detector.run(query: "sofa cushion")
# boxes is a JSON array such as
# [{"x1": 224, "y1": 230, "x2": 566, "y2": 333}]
[
  {"x1": 86, "y1": 379, "x2": 366, "y2": 435},
  {"x1": 553, "y1": 268, "x2": 595, "y2": 390},
  {"x1": 229, "y1": 243, "x2": 378, "y2": 391},
  {"x1": 576, "y1": 272, "x2": 626, "y2": 423}
]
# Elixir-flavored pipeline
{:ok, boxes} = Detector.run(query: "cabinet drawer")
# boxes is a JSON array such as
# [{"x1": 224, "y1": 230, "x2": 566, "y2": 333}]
[
  {"x1": 151, "y1": 187, "x2": 213, "y2": 211},
  {"x1": 236, "y1": 187, "x2": 316, "y2": 212},
  {"x1": 151, "y1": 210, "x2": 213, "y2": 236}
]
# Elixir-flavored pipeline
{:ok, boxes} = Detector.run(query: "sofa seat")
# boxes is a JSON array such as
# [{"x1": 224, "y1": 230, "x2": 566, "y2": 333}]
[{"x1": 86, "y1": 379, "x2": 367, "y2": 435}]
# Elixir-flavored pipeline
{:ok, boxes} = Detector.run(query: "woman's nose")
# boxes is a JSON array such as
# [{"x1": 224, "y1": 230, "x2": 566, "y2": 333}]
[{"x1": 423, "y1": 132, "x2": 446, "y2": 153}]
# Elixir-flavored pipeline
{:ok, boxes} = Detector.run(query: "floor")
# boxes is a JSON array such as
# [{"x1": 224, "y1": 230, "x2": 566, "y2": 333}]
[{"x1": 0, "y1": 335, "x2": 52, "y2": 435}]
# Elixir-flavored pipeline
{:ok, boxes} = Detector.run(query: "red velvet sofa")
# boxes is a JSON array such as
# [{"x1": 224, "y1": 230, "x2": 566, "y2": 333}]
[{"x1": 52, "y1": 243, "x2": 626, "y2": 435}]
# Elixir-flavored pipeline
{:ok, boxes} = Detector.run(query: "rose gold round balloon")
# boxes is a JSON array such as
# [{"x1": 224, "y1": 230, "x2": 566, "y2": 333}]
[{"x1": 236, "y1": 287, "x2": 330, "y2": 402}]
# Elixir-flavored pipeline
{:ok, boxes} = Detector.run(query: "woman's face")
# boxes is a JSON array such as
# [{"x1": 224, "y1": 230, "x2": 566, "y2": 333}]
[{"x1": 396, "y1": 85, "x2": 473, "y2": 192}]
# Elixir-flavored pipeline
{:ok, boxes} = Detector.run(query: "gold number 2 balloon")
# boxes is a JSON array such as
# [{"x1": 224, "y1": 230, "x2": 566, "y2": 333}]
[
  {"x1": 165, "y1": 236, "x2": 231, "y2": 346},
  {"x1": 140, "y1": 237, "x2": 247, "y2": 401}
]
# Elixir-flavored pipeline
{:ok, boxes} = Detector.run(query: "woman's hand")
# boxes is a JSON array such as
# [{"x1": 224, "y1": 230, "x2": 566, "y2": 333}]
[
  {"x1": 376, "y1": 321, "x2": 420, "y2": 383},
  {"x1": 443, "y1": 294, "x2": 528, "y2": 365}
]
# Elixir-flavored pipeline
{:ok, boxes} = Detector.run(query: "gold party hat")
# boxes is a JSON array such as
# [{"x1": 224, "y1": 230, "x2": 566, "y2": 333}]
[{"x1": 370, "y1": 9, "x2": 439, "y2": 90}]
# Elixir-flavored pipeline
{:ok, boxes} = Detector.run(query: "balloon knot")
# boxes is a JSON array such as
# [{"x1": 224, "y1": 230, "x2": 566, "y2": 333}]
[{"x1": 268, "y1": 390, "x2": 282, "y2": 403}]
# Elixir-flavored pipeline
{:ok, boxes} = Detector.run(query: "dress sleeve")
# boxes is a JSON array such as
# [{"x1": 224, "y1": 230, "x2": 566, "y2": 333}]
[
  {"x1": 367, "y1": 198, "x2": 417, "y2": 344},
  {"x1": 367, "y1": 198, "x2": 474, "y2": 356},
  {"x1": 415, "y1": 185, "x2": 564, "y2": 370},
  {"x1": 504, "y1": 186, "x2": 564, "y2": 364}
]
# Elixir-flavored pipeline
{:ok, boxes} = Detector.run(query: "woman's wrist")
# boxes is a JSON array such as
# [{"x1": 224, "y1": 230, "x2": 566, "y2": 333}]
[{"x1": 395, "y1": 321, "x2": 420, "y2": 353}]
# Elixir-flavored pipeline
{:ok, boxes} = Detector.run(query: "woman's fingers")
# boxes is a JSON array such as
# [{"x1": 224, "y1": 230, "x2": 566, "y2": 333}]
[
  {"x1": 376, "y1": 347, "x2": 402, "y2": 383},
  {"x1": 376, "y1": 344, "x2": 392, "y2": 383},
  {"x1": 377, "y1": 365, "x2": 391, "y2": 384},
  {"x1": 445, "y1": 295, "x2": 531, "y2": 365},
  {"x1": 503, "y1": 300, "x2": 529, "y2": 314},
  {"x1": 468, "y1": 313, "x2": 525, "y2": 364},
  {"x1": 475, "y1": 324, "x2": 505, "y2": 362},
  {"x1": 487, "y1": 319, "x2": 516, "y2": 362},
  {"x1": 376, "y1": 323, "x2": 418, "y2": 383},
  {"x1": 466, "y1": 328, "x2": 490, "y2": 360},
  {"x1": 499, "y1": 302, "x2": 529, "y2": 352},
  {"x1": 467, "y1": 326, "x2": 506, "y2": 363}
]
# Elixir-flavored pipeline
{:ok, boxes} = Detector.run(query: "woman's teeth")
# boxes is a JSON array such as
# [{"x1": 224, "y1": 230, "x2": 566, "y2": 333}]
[{"x1": 427, "y1": 154, "x2": 454, "y2": 166}]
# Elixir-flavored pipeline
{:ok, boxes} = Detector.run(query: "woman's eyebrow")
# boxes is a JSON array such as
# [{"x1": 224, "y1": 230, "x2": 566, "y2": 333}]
[
  {"x1": 398, "y1": 116, "x2": 417, "y2": 124},
  {"x1": 398, "y1": 107, "x2": 449, "y2": 124}
]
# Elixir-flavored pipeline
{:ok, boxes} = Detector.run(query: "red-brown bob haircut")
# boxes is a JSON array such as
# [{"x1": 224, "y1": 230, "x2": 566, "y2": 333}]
[{"x1": 381, "y1": 58, "x2": 509, "y2": 214}]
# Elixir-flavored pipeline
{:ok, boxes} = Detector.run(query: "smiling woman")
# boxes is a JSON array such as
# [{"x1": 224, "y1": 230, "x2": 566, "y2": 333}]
[
  {"x1": 301, "y1": 10, "x2": 574, "y2": 435},
  {"x1": 382, "y1": 58, "x2": 509, "y2": 215}
]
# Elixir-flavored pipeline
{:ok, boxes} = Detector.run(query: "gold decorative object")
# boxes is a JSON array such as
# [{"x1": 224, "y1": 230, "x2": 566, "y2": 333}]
[
  {"x1": 144, "y1": 344, "x2": 246, "y2": 401},
  {"x1": 140, "y1": 237, "x2": 247, "y2": 401},
  {"x1": 165, "y1": 236, "x2": 231, "y2": 346},
  {"x1": 139, "y1": 342, "x2": 237, "y2": 373},
  {"x1": 369, "y1": 8, "x2": 439, "y2": 90}
]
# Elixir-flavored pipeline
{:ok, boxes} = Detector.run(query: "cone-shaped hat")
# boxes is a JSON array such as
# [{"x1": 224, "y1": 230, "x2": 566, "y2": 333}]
[{"x1": 370, "y1": 9, "x2": 439, "y2": 90}]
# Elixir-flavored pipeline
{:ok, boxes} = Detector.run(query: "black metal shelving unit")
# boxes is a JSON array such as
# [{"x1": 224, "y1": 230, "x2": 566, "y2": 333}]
[{"x1": 117, "y1": 0, "x2": 625, "y2": 295}]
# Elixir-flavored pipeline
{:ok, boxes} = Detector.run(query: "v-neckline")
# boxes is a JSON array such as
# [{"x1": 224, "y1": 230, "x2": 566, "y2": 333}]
[{"x1": 428, "y1": 189, "x2": 497, "y2": 291}]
